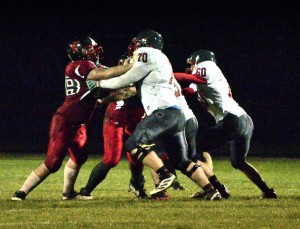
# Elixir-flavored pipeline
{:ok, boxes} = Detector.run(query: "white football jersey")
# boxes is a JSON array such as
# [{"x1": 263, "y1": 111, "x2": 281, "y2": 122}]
[
  {"x1": 193, "y1": 61, "x2": 246, "y2": 122},
  {"x1": 172, "y1": 76, "x2": 195, "y2": 121},
  {"x1": 100, "y1": 47, "x2": 180, "y2": 115}
]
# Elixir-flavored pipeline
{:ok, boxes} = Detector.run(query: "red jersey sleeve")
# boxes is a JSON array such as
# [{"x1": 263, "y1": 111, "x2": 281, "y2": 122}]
[{"x1": 173, "y1": 72, "x2": 207, "y2": 88}]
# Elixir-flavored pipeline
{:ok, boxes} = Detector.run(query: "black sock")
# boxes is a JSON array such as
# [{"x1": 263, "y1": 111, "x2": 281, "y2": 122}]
[
  {"x1": 209, "y1": 175, "x2": 224, "y2": 190},
  {"x1": 203, "y1": 183, "x2": 215, "y2": 193},
  {"x1": 156, "y1": 166, "x2": 169, "y2": 178},
  {"x1": 162, "y1": 158, "x2": 176, "y2": 176},
  {"x1": 258, "y1": 181, "x2": 270, "y2": 192},
  {"x1": 85, "y1": 162, "x2": 110, "y2": 193}
]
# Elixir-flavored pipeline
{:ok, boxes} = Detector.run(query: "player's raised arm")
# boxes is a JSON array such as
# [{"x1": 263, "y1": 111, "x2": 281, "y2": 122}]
[{"x1": 99, "y1": 61, "x2": 150, "y2": 90}]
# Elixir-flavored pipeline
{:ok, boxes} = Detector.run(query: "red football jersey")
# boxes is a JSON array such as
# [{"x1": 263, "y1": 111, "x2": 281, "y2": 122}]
[{"x1": 56, "y1": 60, "x2": 99, "y2": 124}]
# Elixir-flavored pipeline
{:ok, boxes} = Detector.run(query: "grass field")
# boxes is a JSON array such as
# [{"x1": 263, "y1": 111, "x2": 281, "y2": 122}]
[{"x1": 1, "y1": 153, "x2": 300, "y2": 228}]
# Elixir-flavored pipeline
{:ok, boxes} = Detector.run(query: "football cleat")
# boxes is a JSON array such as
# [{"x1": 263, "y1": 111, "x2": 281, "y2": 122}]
[
  {"x1": 171, "y1": 179, "x2": 186, "y2": 190},
  {"x1": 128, "y1": 175, "x2": 148, "y2": 199},
  {"x1": 150, "y1": 173, "x2": 175, "y2": 195},
  {"x1": 218, "y1": 185, "x2": 231, "y2": 199},
  {"x1": 191, "y1": 191, "x2": 207, "y2": 199},
  {"x1": 151, "y1": 191, "x2": 170, "y2": 201},
  {"x1": 206, "y1": 189, "x2": 222, "y2": 201},
  {"x1": 62, "y1": 191, "x2": 78, "y2": 200},
  {"x1": 11, "y1": 191, "x2": 27, "y2": 201},
  {"x1": 261, "y1": 188, "x2": 277, "y2": 199},
  {"x1": 77, "y1": 188, "x2": 94, "y2": 200}
]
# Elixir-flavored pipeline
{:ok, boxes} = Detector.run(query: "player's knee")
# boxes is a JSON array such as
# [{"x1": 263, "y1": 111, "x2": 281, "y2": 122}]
[
  {"x1": 231, "y1": 158, "x2": 246, "y2": 169},
  {"x1": 103, "y1": 160, "x2": 119, "y2": 168},
  {"x1": 75, "y1": 154, "x2": 88, "y2": 166},
  {"x1": 124, "y1": 138, "x2": 135, "y2": 153},
  {"x1": 174, "y1": 160, "x2": 194, "y2": 177},
  {"x1": 184, "y1": 162, "x2": 200, "y2": 177},
  {"x1": 131, "y1": 144, "x2": 155, "y2": 163},
  {"x1": 44, "y1": 158, "x2": 63, "y2": 173}
]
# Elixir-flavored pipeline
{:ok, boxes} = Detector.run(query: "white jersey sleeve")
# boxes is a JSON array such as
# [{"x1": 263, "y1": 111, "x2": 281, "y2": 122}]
[{"x1": 194, "y1": 61, "x2": 246, "y2": 122}]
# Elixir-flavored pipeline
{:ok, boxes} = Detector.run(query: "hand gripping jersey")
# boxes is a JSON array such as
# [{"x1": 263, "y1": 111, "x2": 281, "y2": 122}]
[
  {"x1": 56, "y1": 60, "x2": 99, "y2": 124},
  {"x1": 100, "y1": 47, "x2": 180, "y2": 115}
]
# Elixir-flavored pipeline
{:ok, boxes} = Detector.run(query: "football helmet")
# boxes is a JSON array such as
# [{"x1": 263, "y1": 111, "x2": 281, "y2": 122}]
[
  {"x1": 67, "y1": 36, "x2": 104, "y2": 63},
  {"x1": 186, "y1": 49, "x2": 216, "y2": 65},
  {"x1": 135, "y1": 30, "x2": 164, "y2": 50}
]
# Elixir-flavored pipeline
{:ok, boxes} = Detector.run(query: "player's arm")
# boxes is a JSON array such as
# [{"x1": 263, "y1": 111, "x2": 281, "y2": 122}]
[
  {"x1": 98, "y1": 86, "x2": 137, "y2": 105},
  {"x1": 173, "y1": 72, "x2": 207, "y2": 88},
  {"x1": 99, "y1": 61, "x2": 150, "y2": 89},
  {"x1": 87, "y1": 63, "x2": 133, "y2": 81}
]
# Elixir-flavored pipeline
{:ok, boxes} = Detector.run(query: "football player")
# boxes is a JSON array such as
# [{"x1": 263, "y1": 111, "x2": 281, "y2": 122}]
[
  {"x1": 98, "y1": 30, "x2": 222, "y2": 200},
  {"x1": 11, "y1": 37, "x2": 132, "y2": 201},
  {"x1": 78, "y1": 43, "x2": 148, "y2": 199},
  {"x1": 174, "y1": 49, "x2": 277, "y2": 199}
]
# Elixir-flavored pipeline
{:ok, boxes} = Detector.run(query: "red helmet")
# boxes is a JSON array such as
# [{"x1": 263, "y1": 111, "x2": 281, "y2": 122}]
[{"x1": 67, "y1": 36, "x2": 104, "y2": 63}]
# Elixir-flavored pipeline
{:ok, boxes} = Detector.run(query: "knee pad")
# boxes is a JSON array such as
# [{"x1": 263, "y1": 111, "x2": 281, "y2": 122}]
[
  {"x1": 184, "y1": 163, "x2": 200, "y2": 178},
  {"x1": 132, "y1": 144, "x2": 155, "y2": 163},
  {"x1": 175, "y1": 160, "x2": 193, "y2": 176}
]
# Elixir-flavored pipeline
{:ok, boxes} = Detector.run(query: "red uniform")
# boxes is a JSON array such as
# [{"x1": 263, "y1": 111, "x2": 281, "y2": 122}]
[
  {"x1": 45, "y1": 60, "x2": 99, "y2": 172},
  {"x1": 102, "y1": 95, "x2": 145, "y2": 168}
]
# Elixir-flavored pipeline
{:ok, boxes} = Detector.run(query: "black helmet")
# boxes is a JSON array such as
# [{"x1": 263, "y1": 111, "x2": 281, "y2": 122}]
[
  {"x1": 67, "y1": 36, "x2": 104, "y2": 63},
  {"x1": 136, "y1": 29, "x2": 164, "y2": 50},
  {"x1": 186, "y1": 49, "x2": 216, "y2": 64}
]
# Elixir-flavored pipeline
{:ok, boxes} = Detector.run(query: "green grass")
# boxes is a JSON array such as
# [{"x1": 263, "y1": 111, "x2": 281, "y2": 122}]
[{"x1": 1, "y1": 153, "x2": 300, "y2": 228}]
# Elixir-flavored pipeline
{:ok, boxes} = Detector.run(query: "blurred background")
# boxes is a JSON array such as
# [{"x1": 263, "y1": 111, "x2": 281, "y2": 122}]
[{"x1": 0, "y1": 1, "x2": 299, "y2": 157}]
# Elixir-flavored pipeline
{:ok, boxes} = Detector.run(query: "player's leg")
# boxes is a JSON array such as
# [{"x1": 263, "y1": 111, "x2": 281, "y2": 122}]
[
  {"x1": 78, "y1": 117, "x2": 124, "y2": 199},
  {"x1": 11, "y1": 115, "x2": 70, "y2": 201},
  {"x1": 165, "y1": 132, "x2": 222, "y2": 201},
  {"x1": 194, "y1": 117, "x2": 233, "y2": 198},
  {"x1": 126, "y1": 152, "x2": 148, "y2": 199},
  {"x1": 192, "y1": 151, "x2": 231, "y2": 199},
  {"x1": 62, "y1": 124, "x2": 88, "y2": 200},
  {"x1": 125, "y1": 108, "x2": 187, "y2": 195},
  {"x1": 154, "y1": 142, "x2": 185, "y2": 191},
  {"x1": 230, "y1": 115, "x2": 277, "y2": 198},
  {"x1": 125, "y1": 107, "x2": 149, "y2": 199}
]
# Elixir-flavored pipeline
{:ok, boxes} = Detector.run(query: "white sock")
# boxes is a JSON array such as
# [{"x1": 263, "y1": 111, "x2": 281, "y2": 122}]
[
  {"x1": 63, "y1": 165, "x2": 80, "y2": 194},
  {"x1": 20, "y1": 171, "x2": 42, "y2": 194}
]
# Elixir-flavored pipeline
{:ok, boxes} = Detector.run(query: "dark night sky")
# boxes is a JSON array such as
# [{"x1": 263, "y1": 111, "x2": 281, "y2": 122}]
[{"x1": 1, "y1": 1, "x2": 299, "y2": 156}]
